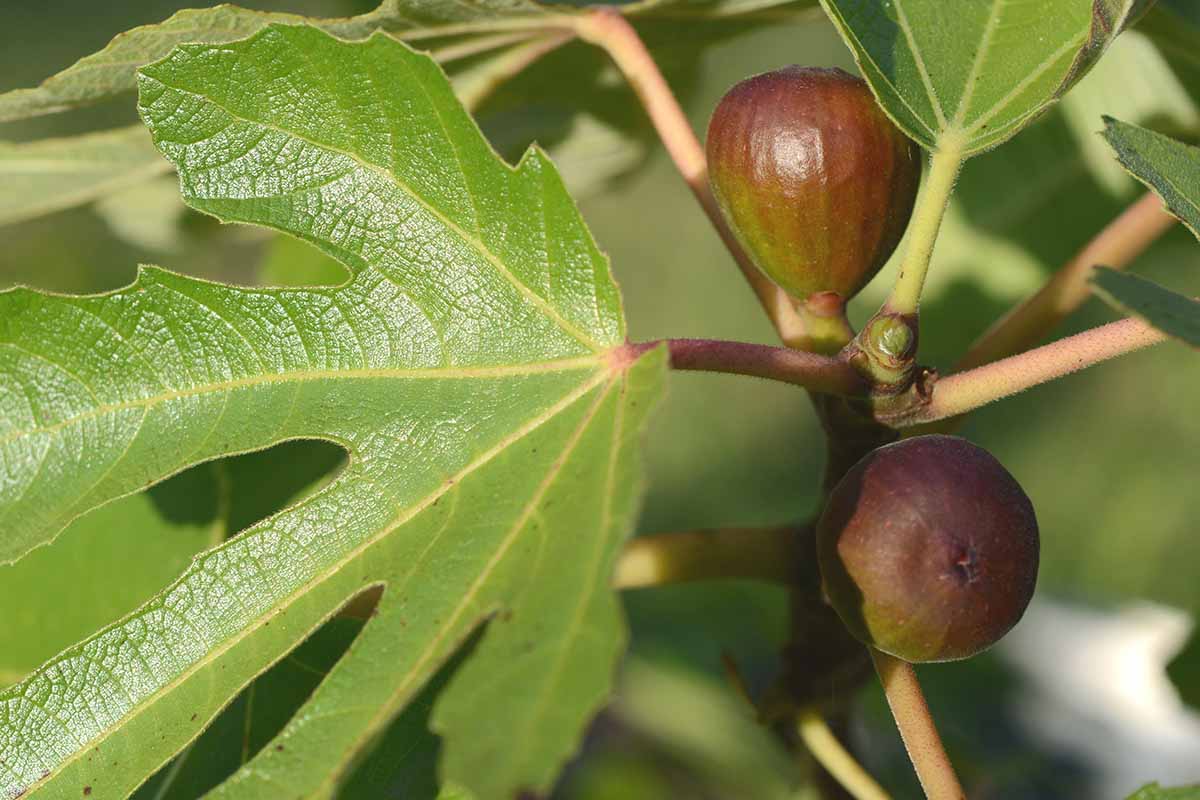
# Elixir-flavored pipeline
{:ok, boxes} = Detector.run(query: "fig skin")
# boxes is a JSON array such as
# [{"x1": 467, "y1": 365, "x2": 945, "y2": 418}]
[
  {"x1": 817, "y1": 435, "x2": 1039, "y2": 663},
  {"x1": 706, "y1": 66, "x2": 921, "y2": 302}
]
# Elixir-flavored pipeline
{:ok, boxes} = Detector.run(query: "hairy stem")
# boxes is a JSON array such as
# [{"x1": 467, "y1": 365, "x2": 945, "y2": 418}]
[
  {"x1": 798, "y1": 707, "x2": 892, "y2": 800},
  {"x1": 626, "y1": 338, "x2": 867, "y2": 396},
  {"x1": 871, "y1": 650, "x2": 964, "y2": 800},
  {"x1": 575, "y1": 7, "x2": 807, "y2": 346},
  {"x1": 884, "y1": 140, "x2": 965, "y2": 317},
  {"x1": 958, "y1": 192, "x2": 1175, "y2": 370},
  {"x1": 612, "y1": 526, "x2": 795, "y2": 589},
  {"x1": 908, "y1": 316, "x2": 1167, "y2": 425}
]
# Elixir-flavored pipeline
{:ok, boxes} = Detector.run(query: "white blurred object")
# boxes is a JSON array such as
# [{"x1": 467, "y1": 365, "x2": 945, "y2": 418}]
[{"x1": 999, "y1": 597, "x2": 1200, "y2": 798}]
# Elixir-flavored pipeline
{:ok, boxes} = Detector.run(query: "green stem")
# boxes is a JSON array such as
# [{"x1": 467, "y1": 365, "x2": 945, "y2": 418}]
[
  {"x1": 797, "y1": 707, "x2": 892, "y2": 800},
  {"x1": 885, "y1": 140, "x2": 965, "y2": 316},
  {"x1": 612, "y1": 526, "x2": 796, "y2": 588},
  {"x1": 796, "y1": 292, "x2": 856, "y2": 356}
]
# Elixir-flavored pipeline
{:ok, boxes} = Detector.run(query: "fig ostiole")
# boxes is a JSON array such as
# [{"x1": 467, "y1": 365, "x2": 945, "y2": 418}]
[
  {"x1": 816, "y1": 435, "x2": 1039, "y2": 663},
  {"x1": 706, "y1": 66, "x2": 921, "y2": 304}
]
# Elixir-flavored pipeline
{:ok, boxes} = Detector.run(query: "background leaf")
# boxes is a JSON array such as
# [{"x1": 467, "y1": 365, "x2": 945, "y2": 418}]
[
  {"x1": 1138, "y1": 0, "x2": 1200, "y2": 102},
  {"x1": 819, "y1": 0, "x2": 1144, "y2": 154},
  {"x1": 0, "y1": 2, "x2": 571, "y2": 124},
  {"x1": 0, "y1": 24, "x2": 663, "y2": 800},
  {"x1": 1103, "y1": 117, "x2": 1200, "y2": 238},
  {"x1": 0, "y1": 2, "x2": 816, "y2": 226},
  {"x1": 1091, "y1": 267, "x2": 1200, "y2": 347},
  {"x1": 0, "y1": 125, "x2": 168, "y2": 227},
  {"x1": 1127, "y1": 784, "x2": 1200, "y2": 800}
]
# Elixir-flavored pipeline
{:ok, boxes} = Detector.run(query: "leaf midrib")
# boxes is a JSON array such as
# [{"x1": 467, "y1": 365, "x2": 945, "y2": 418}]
[
  {"x1": 314, "y1": 374, "x2": 620, "y2": 793},
  {"x1": 0, "y1": 353, "x2": 603, "y2": 447}
]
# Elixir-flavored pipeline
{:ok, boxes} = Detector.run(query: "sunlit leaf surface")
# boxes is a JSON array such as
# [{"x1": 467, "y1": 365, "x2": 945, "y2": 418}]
[{"x1": 0, "y1": 25, "x2": 663, "y2": 800}]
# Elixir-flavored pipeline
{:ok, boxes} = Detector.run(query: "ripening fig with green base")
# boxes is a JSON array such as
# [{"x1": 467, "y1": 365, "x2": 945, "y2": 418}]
[
  {"x1": 817, "y1": 435, "x2": 1040, "y2": 663},
  {"x1": 706, "y1": 66, "x2": 921, "y2": 303}
]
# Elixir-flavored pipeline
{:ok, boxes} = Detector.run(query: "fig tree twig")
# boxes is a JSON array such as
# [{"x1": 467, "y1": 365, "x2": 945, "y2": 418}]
[
  {"x1": 624, "y1": 338, "x2": 868, "y2": 397},
  {"x1": 902, "y1": 316, "x2": 1168, "y2": 425},
  {"x1": 957, "y1": 192, "x2": 1175, "y2": 371},
  {"x1": 870, "y1": 649, "x2": 965, "y2": 800},
  {"x1": 574, "y1": 7, "x2": 808, "y2": 347},
  {"x1": 797, "y1": 707, "x2": 892, "y2": 800},
  {"x1": 612, "y1": 525, "x2": 796, "y2": 589}
]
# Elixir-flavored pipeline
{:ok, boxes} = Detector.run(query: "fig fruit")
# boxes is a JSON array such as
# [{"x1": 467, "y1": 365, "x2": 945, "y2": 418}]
[
  {"x1": 706, "y1": 66, "x2": 921, "y2": 302},
  {"x1": 817, "y1": 435, "x2": 1039, "y2": 663}
]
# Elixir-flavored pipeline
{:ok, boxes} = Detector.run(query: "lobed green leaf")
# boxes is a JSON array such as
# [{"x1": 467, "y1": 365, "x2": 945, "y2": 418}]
[{"x1": 0, "y1": 24, "x2": 664, "y2": 800}]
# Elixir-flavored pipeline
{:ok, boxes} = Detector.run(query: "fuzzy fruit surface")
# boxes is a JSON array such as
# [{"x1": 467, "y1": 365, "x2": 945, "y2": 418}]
[
  {"x1": 817, "y1": 435, "x2": 1039, "y2": 663},
  {"x1": 706, "y1": 66, "x2": 921, "y2": 302}
]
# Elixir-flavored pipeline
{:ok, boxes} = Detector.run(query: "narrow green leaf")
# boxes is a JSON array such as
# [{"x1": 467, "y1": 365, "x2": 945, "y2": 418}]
[
  {"x1": 0, "y1": 126, "x2": 168, "y2": 228},
  {"x1": 0, "y1": 24, "x2": 664, "y2": 800},
  {"x1": 1102, "y1": 117, "x2": 1200, "y2": 238},
  {"x1": 1127, "y1": 784, "x2": 1200, "y2": 800},
  {"x1": 819, "y1": 0, "x2": 1144, "y2": 155},
  {"x1": 1091, "y1": 267, "x2": 1200, "y2": 347}
]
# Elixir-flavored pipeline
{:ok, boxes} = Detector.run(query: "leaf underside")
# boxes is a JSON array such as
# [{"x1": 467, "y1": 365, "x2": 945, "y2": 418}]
[
  {"x1": 1091, "y1": 268, "x2": 1200, "y2": 347},
  {"x1": 1102, "y1": 116, "x2": 1200, "y2": 239},
  {"x1": 0, "y1": 24, "x2": 664, "y2": 800},
  {"x1": 819, "y1": 0, "x2": 1144, "y2": 155}
]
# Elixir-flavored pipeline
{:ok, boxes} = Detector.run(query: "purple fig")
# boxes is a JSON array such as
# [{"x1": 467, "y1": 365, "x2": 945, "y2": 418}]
[
  {"x1": 817, "y1": 435, "x2": 1039, "y2": 663},
  {"x1": 706, "y1": 66, "x2": 921, "y2": 302}
]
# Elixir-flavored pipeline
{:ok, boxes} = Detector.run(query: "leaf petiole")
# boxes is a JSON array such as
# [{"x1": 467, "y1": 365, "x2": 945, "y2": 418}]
[
  {"x1": 625, "y1": 338, "x2": 867, "y2": 396},
  {"x1": 884, "y1": 139, "x2": 965, "y2": 317}
]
